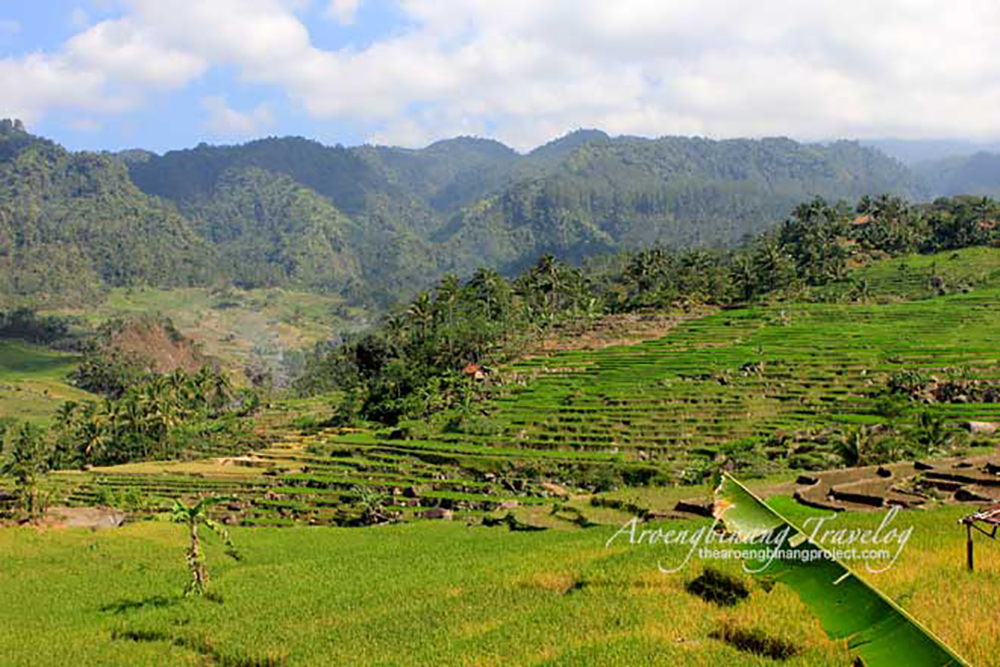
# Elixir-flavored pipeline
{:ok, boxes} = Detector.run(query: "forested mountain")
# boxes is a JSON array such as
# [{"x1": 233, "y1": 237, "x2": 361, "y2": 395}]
[
  {"x1": 178, "y1": 167, "x2": 364, "y2": 292},
  {"x1": 0, "y1": 121, "x2": 215, "y2": 307},
  {"x1": 354, "y1": 137, "x2": 520, "y2": 217},
  {"x1": 434, "y1": 137, "x2": 927, "y2": 273},
  {"x1": 0, "y1": 119, "x2": 969, "y2": 310}
]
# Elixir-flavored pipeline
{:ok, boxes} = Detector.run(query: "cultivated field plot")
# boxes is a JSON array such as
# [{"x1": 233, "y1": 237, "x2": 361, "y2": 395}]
[
  {"x1": 1, "y1": 502, "x2": 998, "y2": 666},
  {"x1": 820, "y1": 246, "x2": 1000, "y2": 302},
  {"x1": 450, "y1": 291, "x2": 1000, "y2": 472}
]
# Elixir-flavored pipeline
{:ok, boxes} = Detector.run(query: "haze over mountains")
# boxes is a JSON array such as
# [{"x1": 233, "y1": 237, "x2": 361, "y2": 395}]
[{"x1": 2, "y1": 118, "x2": 998, "y2": 309}]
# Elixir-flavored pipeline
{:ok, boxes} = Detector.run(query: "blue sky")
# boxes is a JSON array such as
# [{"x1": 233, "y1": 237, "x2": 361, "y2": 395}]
[
  {"x1": 0, "y1": 1, "x2": 412, "y2": 152},
  {"x1": 2, "y1": 1, "x2": 999, "y2": 154}
]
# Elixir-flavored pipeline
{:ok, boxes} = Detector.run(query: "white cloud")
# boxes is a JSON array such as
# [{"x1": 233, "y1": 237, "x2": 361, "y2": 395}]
[
  {"x1": 66, "y1": 18, "x2": 207, "y2": 88},
  {"x1": 325, "y1": 0, "x2": 361, "y2": 25},
  {"x1": 0, "y1": 53, "x2": 134, "y2": 123},
  {"x1": 0, "y1": 12, "x2": 205, "y2": 123},
  {"x1": 5, "y1": 1, "x2": 1000, "y2": 148},
  {"x1": 202, "y1": 96, "x2": 274, "y2": 137}
]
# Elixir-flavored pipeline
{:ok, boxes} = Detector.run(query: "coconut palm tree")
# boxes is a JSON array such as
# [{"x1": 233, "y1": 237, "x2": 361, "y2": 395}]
[
  {"x1": 910, "y1": 412, "x2": 955, "y2": 455},
  {"x1": 406, "y1": 291, "x2": 434, "y2": 340},
  {"x1": 1, "y1": 422, "x2": 49, "y2": 520},
  {"x1": 77, "y1": 403, "x2": 109, "y2": 464},
  {"x1": 210, "y1": 371, "x2": 233, "y2": 413},
  {"x1": 171, "y1": 496, "x2": 240, "y2": 596}
]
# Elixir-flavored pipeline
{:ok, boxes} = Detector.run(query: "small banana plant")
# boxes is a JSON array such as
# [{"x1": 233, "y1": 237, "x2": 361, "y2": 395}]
[{"x1": 171, "y1": 496, "x2": 241, "y2": 596}]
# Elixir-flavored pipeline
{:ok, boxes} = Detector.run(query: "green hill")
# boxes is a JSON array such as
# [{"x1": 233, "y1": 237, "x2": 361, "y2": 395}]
[
  {"x1": 178, "y1": 167, "x2": 364, "y2": 292},
  {"x1": 0, "y1": 123, "x2": 216, "y2": 308}
]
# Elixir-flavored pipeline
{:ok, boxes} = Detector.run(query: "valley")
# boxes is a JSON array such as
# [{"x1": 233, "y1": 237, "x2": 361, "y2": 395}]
[{"x1": 3, "y1": 124, "x2": 1000, "y2": 666}]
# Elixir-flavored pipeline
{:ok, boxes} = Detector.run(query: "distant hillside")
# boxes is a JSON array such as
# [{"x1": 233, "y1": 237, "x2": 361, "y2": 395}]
[
  {"x1": 915, "y1": 152, "x2": 1000, "y2": 198},
  {"x1": 0, "y1": 120, "x2": 942, "y2": 309},
  {"x1": 863, "y1": 138, "x2": 1000, "y2": 165},
  {"x1": 354, "y1": 136, "x2": 520, "y2": 217},
  {"x1": 177, "y1": 167, "x2": 364, "y2": 292},
  {"x1": 104, "y1": 315, "x2": 209, "y2": 375},
  {"x1": 435, "y1": 137, "x2": 928, "y2": 272}
]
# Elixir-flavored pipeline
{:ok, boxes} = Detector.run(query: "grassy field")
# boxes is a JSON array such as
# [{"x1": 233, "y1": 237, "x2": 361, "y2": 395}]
[
  {"x1": 0, "y1": 340, "x2": 93, "y2": 424},
  {"x1": 0, "y1": 502, "x2": 996, "y2": 666}
]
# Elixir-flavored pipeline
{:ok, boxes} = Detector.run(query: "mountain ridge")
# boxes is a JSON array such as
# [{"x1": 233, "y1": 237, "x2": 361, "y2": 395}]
[{"x1": 4, "y1": 119, "x2": 998, "y2": 310}]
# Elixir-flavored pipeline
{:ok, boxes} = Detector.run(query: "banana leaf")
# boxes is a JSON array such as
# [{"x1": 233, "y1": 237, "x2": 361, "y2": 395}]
[{"x1": 713, "y1": 474, "x2": 967, "y2": 666}]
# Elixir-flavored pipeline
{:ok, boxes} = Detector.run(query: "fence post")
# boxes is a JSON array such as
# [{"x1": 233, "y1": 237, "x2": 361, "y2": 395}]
[{"x1": 966, "y1": 521, "x2": 974, "y2": 572}]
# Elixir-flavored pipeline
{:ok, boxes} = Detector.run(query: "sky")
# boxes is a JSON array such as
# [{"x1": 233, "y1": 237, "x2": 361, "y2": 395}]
[{"x1": 2, "y1": 0, "x2": 1000, "y2": 154}]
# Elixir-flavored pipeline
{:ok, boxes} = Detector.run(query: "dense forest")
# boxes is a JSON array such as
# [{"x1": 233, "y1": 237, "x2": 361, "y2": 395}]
[{"x1": 8, "y1": 119, "x2": 995, "y2": 311}]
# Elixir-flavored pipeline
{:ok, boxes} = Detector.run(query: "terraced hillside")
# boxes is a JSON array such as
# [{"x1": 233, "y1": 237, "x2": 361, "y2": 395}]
[
  {"x1": 480, "y1": 291, "x2": 1000, "y2": 471},
  {"x1": 816, "y1": 245, "x2": 1000, "y2": 301},
  {"x1": 26, "y1": 249, "x2": 1000, "y2": 528}
]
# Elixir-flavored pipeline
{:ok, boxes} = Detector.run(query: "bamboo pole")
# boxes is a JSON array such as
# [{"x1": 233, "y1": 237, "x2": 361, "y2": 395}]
[{"x1": 966, "y1": 521, "x2": 974, "y2": 572}]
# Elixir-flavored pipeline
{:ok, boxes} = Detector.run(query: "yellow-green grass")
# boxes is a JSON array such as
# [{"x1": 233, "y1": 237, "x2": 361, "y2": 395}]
[
  {"x1": 1, "y1": 503, "x2": 996, "y2": 666},
  {"x1": 821, "y1": 246, "x2": 1000, "y2": 302},
  {"x1": 0, "y1": 340, "x2": 93, "y2": 424}
]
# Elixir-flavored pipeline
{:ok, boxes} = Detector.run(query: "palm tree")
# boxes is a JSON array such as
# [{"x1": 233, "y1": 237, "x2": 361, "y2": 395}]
[
  {"x1": 382, "y1": 312, "x2": 410, "y2": 350},
  {"x1": 55, "y1": 401, "x2": 78, "y2": 429},
  {"x1": 468, "y1": 268, "x2": 507, "y2": 316},
  {"x1": 168, "y1": 369, "x2": 198, "y2": 410},
  {"x1": 435, "y1": 274, "x2": 462, "y2": 358},
  {"x1": 1, "y1": 423, "x2": 49, "y2": 520},
  {"x1": 78, "y1": 402, "x2": 109, "y2": 464},
  {"x1": 910, "y1": 412, "x2": 954, "y2": 455},
  {"x1": 836, "y1": 426, "x2": 878, "y2": 467},
  {"x1": 534, "y1": 254, "x2": 561, "y2": 313},
  {"x1": 210, "y1": 371, "x2": 233, "y2": 412},
  {"x1": 407, "y1": 292, "x2": 434, "y2": 340},
  {"x1": 171, "y1": 497, "x2": 240, "y2": 596}
]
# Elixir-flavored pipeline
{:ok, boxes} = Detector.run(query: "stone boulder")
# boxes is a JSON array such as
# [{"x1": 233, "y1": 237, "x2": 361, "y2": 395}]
[{"x1": 963, "y1": 421, "x2": 998, "y2": 437}]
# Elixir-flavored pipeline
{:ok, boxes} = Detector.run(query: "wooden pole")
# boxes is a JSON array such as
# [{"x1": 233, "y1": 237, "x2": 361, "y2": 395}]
[{"x1": 966, "y1": 521, "x2": 974, "y2": 572}]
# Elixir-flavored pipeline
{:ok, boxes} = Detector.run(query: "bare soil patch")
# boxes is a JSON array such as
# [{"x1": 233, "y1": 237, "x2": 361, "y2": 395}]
[
  {"x1": 526, "y1": 309, "x2": 717, "y2": 356},
  {"x1": 41, "y1": 506, "x2": 126, "y2": 530}
]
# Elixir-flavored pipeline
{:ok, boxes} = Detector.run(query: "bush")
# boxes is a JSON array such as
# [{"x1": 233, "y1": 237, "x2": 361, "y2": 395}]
[{"x1": 686, "y1": 567, "x2": 750, "y2": 607}]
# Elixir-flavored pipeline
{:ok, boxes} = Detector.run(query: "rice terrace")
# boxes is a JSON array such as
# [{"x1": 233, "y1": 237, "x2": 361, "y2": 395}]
[{"x1": 6, "y1": 3, "x2": 1000, "y2": 665}]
